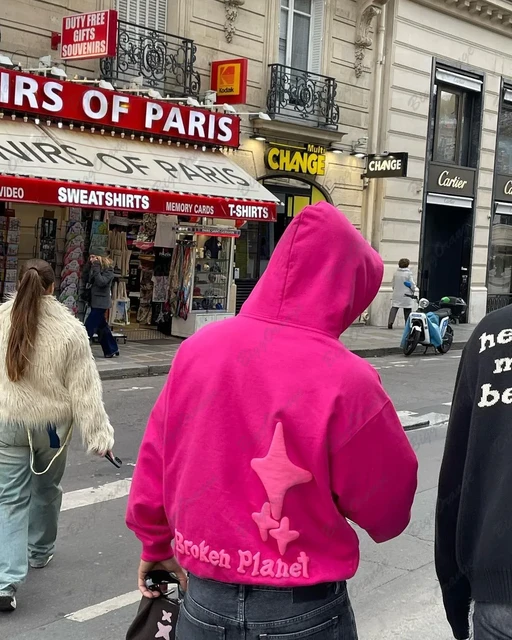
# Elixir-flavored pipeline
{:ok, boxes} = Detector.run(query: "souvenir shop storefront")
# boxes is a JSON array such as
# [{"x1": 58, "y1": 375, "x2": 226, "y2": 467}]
[{"x1": 0, "y1": 68, "x2": 278, "y2": 340}]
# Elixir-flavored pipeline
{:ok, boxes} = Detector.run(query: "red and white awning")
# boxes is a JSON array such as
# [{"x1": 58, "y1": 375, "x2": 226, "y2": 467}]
[{"x1": 0, "y1": 119, "x2": 278, "y2": 221}]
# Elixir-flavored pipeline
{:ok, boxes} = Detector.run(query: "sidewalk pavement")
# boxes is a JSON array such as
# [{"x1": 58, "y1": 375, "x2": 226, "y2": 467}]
[{"x1": 93, "y1": 322, "x2": 476, "y2": 381}]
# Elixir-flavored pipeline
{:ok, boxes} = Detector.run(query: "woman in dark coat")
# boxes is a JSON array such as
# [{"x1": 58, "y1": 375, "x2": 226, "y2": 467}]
[{"x1": 83, "y1": 253, "x2": 119, "y2": 358}]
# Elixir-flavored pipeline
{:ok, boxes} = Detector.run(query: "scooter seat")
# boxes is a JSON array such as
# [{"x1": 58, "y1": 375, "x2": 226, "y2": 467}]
[{"x1": 434, "y1": 308, "x2": 452, "y2": 319}]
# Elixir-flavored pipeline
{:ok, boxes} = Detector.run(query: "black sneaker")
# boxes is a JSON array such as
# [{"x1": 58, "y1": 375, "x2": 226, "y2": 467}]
[{"x1": 0, "y1": 592, "x2": 16, "y2": 612}]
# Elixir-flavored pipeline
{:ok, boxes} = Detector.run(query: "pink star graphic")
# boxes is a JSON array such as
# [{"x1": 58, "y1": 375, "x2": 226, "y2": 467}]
[
  {"x1": 252, "y1": 502, "x2": 279, "y2": 541},
  {"x1": 155, "y1": 622, "x2": 172, "y2": 640},
  {"x1": 270, "y1": 517, "x2": 300, "y2": 555},
  {"x1": 251, "y1": 422, "x2": 312, "y2": 520}
]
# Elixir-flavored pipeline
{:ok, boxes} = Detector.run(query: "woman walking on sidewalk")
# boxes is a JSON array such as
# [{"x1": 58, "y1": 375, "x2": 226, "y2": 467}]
[
  {"x1": 0, "y1": 259, "x2": 114, "y2": 613},
  {"x1": 127, "y1": 203, "x2": 418, "y2": 639},
  {"x1": 83, "y1": 252, "x2": 119, "y2": 358}
]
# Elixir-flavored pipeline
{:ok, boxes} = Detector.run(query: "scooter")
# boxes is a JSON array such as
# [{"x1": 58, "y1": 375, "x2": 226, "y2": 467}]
[{"x1": 402, "y1": 295, "x2": 467, "y2": 356}]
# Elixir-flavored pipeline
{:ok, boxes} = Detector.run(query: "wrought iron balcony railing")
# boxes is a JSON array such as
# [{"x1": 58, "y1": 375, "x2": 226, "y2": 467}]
[
  {"x1": 266, "y1": 64, "x2": 339, "y2": 128},
  {"x1": 100, "y1": 20, "x2": 201, "y2": 97}
]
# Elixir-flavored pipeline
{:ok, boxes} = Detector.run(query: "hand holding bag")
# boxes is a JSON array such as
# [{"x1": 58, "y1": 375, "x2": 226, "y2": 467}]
[{"x1": 126, "y1": 571, "x2": 182, "y2": 640}]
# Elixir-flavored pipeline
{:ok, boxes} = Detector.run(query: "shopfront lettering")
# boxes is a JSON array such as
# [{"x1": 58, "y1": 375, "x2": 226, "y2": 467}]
[
  {"x1": 61, "y1": 10, "x2": 117, "y2": 61},
  {"x1": 493, "y1": 175, "x2": 512, "y2": 203},
  {"x1": 0, "y1": 68, "x2": 240, "y2": 147},
  {"x1": 368, "y1": 158, "x2": 402, "y2": 173},
  {"x1": 228, "y1": 203, "x2": 270, "y2": 219},
  {"x1": 0, "y1": 186, "x2": 24, "y2": 200},
  {"x1": 57, "y1": 186, "x2": 150, "y2": 210},
  {"x1": 427, "y1": 163, "x2": 475, "y2": 197},
  {"x1": 0, "y1": 138, "x2": 255, "y2": 191},
  {"x1": 266, "y1": 145, "x2": 326, "y2": 176},
  {"x1": 0, "y1": 175, "x2": 278, "y2": 221},
  {"x1": 164, "y1": 202, "x2": 216, "y2": 216},
  {"x1": 364, "y1": 152, "x2": 408, "y2": 179},
  {"x1": 437, "y1": 170, "x2": 468, "y2": 190}
]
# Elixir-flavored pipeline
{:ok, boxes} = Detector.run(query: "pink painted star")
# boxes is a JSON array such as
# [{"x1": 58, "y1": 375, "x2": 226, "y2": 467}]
[
  {"x1": 270, "y1": 517, "x2": 300, "y2": 555},
  {"x1": 155, "y1": 622, "x2": 172, "y2": 640},
  {"x1": 252, "y1": 502, "x2": 279, "y2": 541},
  {"x1": 251, "y1": 422, "x2": 313, "y2": 520}
]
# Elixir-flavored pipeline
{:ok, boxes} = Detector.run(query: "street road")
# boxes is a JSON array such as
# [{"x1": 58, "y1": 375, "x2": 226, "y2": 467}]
[{"x1": 3, "y1": 351, "x2": 461, "y2": 640}]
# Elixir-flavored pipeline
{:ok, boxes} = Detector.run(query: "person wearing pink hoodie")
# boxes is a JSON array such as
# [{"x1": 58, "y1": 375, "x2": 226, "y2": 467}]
[{"x1": 126, "y1": 202, "x2": 418, "y2": 639}]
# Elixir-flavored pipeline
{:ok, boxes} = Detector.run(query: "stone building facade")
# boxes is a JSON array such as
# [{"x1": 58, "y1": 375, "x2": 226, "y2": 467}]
[
  {"x1": 1, "y1": 0, "x2": 377, "y2": 310},
  {"x1": 4, "y1": 0, "x2": 511, "y2": 324},
  {"x1": 366, "y1": 0, "x2": 512, "y2": 326}
]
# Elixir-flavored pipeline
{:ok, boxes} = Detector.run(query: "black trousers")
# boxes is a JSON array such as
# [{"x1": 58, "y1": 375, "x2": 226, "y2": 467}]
[{"x1": 388, "y1": 307, "x2": 411, "y2": 327}]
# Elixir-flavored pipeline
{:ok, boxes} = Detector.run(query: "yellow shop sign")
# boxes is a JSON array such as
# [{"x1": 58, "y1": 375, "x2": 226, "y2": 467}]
[{"x1": 266, "y1": 144, "x2": 326, "y2": 176}]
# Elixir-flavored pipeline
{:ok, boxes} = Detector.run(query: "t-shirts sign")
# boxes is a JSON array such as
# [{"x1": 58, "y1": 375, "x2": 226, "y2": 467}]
[{"x1": 61, "y1": 10, "x2": 118, "y2": 61}]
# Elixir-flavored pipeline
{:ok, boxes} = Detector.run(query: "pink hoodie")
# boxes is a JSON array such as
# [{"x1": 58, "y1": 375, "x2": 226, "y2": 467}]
[{"x1": 127, "y1": 203, "x2": 418, "y2": 586}]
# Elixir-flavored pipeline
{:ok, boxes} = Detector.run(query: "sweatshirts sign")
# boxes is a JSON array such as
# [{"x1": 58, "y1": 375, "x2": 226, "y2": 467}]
[{"x1": 126, "y1": 203, "x2": 418, "y2": 587}]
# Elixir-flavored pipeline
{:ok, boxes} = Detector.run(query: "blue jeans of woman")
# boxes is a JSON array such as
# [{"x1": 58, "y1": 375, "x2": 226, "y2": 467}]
[
  {"x1": 85, "y1": 308, "x2": 118, "y2": 357},
  {"x1": 0, "y1": 424, "x2": 70, "y2": 595},
  {"x1": 473, "y1": 602, "x2": 512, "y2": 639},
  {"x1": 176, "y1": 574, "x2": 358, "y2": 640}
]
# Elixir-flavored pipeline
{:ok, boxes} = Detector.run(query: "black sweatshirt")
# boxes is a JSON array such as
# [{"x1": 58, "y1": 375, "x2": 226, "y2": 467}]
[{"x1": 436, "y1": 306, "x2": 512, "y2": 639}]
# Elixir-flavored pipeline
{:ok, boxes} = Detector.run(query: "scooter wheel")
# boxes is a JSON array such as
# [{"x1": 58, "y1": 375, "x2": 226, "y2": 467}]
[
  {"x1": 437, "y1": 325, "x2": 454, "y2": 354},
  {"x1": 403, "y1": 330, "x2": 420, "y2": 356}
]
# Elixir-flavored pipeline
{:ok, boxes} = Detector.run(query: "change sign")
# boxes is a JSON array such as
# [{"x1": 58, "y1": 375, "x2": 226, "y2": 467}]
[{"x1": 366, "y1": 152, "x2": 408, "y2": 178}]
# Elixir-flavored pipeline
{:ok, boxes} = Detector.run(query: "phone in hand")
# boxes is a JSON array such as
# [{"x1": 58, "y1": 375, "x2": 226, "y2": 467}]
[{"x1": 105, "y1": 452, "x2": 122, "y2": 468}]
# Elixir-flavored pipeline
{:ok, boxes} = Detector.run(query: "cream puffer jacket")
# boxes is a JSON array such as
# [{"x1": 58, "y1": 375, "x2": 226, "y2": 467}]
[{"x1": 0, "y1": 295, "x2": 114, "y2": 453}]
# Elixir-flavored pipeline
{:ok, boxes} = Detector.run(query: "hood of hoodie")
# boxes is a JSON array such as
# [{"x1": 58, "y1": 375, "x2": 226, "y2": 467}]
[{"x1": 241, "y1": 202, "x2": 384, "y2": 337}]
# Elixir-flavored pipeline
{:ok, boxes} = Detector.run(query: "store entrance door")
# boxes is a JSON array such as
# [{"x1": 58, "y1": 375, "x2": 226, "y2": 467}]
[
  {"x1": 234, "y1": 178, "x2": 327, "y2": 312},
  {"x1": 421, "y1": 202, "x2": 473, "y2": 321}
]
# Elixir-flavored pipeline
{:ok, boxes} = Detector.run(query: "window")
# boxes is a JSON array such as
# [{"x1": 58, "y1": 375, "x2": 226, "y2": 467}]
[
  {"x1": 487, "y1": 96, "x2": 512, "y2": 305},
  {"x1": 432, "y1": 81, "x2": 479, "y2": 167},
  {"x1": 435, "y1": 90, "x2": 459, "y2": 163},
  {"x1": 497, "y1": 106, "x2": 512, "y2": 175},
  {"x1": 279, "y1": 0, "x2": 324, "y2": 73},
  {"x1": 117, "y1": 0, "x2": 166, "y2": 31}
]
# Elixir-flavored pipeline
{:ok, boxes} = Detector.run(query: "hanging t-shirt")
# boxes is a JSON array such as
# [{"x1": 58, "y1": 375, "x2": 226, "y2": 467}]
[{"x1": 155, "y1": 215, "x2": 177, "y2": 249}]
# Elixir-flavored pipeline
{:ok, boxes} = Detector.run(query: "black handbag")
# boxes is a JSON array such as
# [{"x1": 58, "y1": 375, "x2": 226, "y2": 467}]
[{"x1": 126, "y1": 571, "x2": 182, "y2": 640}]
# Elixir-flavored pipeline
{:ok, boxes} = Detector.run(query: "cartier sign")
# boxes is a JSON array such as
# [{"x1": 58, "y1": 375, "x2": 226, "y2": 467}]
[
  {"x1": 495, "y1": 175, "x2": 512, "y2": 203},
  {"x1": 427, "y1": 163, "x2": 476, "y2": 197}
]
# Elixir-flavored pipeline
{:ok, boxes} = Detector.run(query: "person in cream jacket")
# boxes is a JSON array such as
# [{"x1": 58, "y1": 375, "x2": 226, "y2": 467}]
[{"x1": 0, "y1": 259, "x2": 114, "y2": 613}]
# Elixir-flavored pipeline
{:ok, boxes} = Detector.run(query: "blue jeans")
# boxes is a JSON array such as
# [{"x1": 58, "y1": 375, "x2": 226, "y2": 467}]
[
  {"x1": 85, "y1": 308, "x2": 118, "y2": 357},
  {"x1": 473, "y1": 602, "x2": 512, "y2": 639},
  {"x1": 176, "y1": 575, "x2": 358, "y2": 640},
  {"x1": 0, "y1": 424, "x2": 69, "y2": 593}
]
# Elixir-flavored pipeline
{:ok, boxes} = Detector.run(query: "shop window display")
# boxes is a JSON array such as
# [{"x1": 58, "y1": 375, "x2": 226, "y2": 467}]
[
  {"x1": 59, "y1": 211, "x2": 85, "y2": 316},
  {"x1": 497, "y1": 108, "x2": 512, "y2": 175},
  {"x1": 488, "y1": 214, "x2": 512, "y2": 298},
  {"x1": 168, "y1": 227, "x2": 237, "y2": 338},
  {"x1": 488, "y1": 105, "x2": 512, "y2": 307},
  {"x1": 193, "y1": 237, "x2": 230, "y2": 312},
  {"x1": 0, "y1": 213, "x2": 20, "y2": 301}
]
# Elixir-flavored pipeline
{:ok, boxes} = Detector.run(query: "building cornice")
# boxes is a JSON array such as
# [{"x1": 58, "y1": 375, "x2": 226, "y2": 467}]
[{"x1": 409, "y1": 0, "x2": 512, "y2": 36}]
